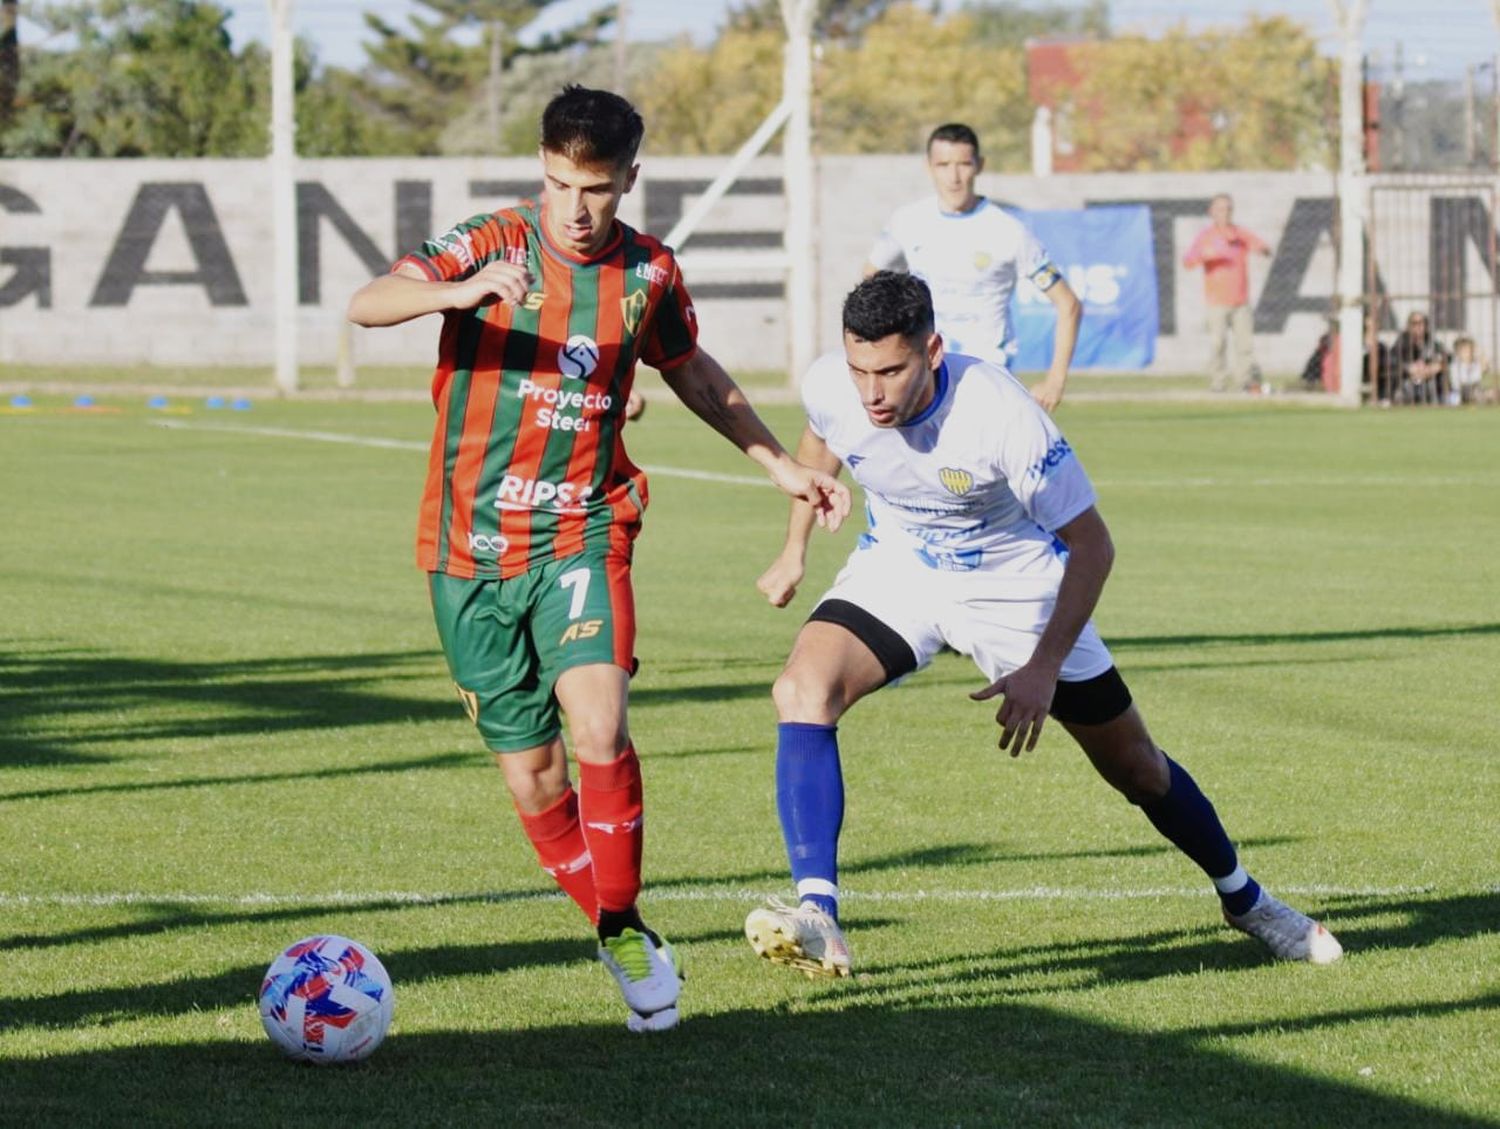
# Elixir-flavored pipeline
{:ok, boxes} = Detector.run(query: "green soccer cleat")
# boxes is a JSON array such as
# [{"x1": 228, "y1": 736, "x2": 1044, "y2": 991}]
[{"x1": 599, "y1": 927, "x2": 683, "y2": 1031}]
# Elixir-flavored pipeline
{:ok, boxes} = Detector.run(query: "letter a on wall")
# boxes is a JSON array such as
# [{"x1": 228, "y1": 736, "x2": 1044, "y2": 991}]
[{"x1": 90, "y1": 183, "x2": 248, "y2": 307}]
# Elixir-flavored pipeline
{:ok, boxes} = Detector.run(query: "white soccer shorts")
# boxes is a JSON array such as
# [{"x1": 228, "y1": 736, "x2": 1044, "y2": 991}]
[{"x1": 815, "y1": 539, "x2": 1115, "y2": 683}]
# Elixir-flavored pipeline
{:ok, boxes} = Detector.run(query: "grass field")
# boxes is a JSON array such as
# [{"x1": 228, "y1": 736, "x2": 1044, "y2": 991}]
[{"x1": 1, "y1": 388, "x2": 1497, "y2": 1127}]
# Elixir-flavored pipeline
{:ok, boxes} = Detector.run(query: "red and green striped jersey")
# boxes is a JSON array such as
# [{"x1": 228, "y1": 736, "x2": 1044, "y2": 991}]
[{"x1": 396, "y1": 200, "x2": 699, "y2": 579}]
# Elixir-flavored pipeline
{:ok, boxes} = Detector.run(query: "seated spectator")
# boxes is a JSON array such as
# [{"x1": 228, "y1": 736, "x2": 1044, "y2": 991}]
[
  {"x1": 1390, "y1": 312, "x2": 1449, "y2": 405},
  {"x1": 1299, "y1": 320, "x2": 1336, "y2": 391},
  {"x1": 1449, "y1": 336, "x2": 1487, "y2": 405}
]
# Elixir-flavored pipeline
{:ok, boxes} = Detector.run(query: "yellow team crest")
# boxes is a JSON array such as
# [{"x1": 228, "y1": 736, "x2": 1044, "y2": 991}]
[
  {"x1": 973, "y1": 251, "x2": 992, "y2": 271},
  {"x1": 621, "y1": 290, "x2": 648, "y2": 335},
  {"x1": 938, "y1": 467, "x2": 974, "y2": 496}
]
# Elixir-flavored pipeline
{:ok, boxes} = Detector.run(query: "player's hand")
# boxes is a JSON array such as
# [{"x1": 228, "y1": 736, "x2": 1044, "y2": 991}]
[
  {"x1": 450, "y1": 261, "x2": 535, "y2": 310},
  {"x1": 756, "y1": 552, "x2": 805, "y2": 608},
  {"x1": 1031, "y1": 374, "x2": 1066, "y2": 414},
  {"x1": 770, "y1": 461, "x2": 851, "y2": 533},
  {"x1": 970, "y1": 663, "x2": 1059, "y2": 757}
]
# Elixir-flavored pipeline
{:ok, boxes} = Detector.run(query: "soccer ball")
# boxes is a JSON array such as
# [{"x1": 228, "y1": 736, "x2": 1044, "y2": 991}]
[{"x1": 258, "y1": 935, "x2": 394, "y2": 1065}]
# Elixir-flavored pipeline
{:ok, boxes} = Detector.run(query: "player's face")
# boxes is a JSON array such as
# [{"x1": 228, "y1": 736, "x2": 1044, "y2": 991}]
[
  {"x1": 926, "y1": 140, "x2": 983, "y2": 213},
  {"x1": 539, "y1": 148, "x2": 639, "y2": 257},
  {"x1": 1209, "y1": 196, "x2": 1233, "y2": 226},
  {"x1": 843, "y1": 329, "x2": 945, "y2": 428}
]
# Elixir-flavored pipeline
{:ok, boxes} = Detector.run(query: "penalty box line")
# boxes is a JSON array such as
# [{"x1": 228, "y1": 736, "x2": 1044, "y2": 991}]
[{"x1": 0, "y1": 883, "x2": 1447, "y2": 910}]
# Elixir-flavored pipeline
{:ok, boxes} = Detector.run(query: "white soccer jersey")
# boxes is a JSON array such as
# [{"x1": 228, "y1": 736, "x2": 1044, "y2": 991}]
[
  {"x1": 866, "y1": 197, "x2": 1060, "y2": 364},
  {"x1": 803, "y1": 350, "x2": 1096, "y2": 575}
]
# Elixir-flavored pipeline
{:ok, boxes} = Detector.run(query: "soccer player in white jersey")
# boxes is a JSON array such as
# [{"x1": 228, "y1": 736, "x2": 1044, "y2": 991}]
[
  {"x1": 864, "y1": 123, "x2": 1081, "y2": 413},
  {"x1": 743, "y1": 272, "x2": 1342, "y2": 978}
]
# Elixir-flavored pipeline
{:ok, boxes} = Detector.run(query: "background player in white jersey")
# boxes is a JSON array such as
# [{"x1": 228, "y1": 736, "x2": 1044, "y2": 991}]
[
  {"x1": 743, "y1": 271, "x2": 1342, "y2": 978},
  {"x1": 864, "y1": 123, "x2": 1081, "y2": 413}
]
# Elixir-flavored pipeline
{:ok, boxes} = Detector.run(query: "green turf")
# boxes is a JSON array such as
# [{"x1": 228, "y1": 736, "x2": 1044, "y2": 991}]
[{"x1": 1, "y1": 392, "x2": 1497, "y2": 1127}]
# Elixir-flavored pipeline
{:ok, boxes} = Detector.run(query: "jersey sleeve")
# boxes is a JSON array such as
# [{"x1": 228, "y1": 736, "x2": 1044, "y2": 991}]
[
  {"x1": 1019, "y1": 223, "x2": 1063, "y2": 293},
  {"x1": 800, "y1": 353, "x2": 843, "y2": 441},
  {"x1": 995, "y1": 397, "x2": 1096, "y2": 532},
  {"x1": 640, "y1": 257, "x2": 699, "y2": 371},
  {"x1": 395, "y1": 213, "x2": 515, "y2": 282},
  {"x1": 866, "y1": 213, "x2": 908, "y2": 271}
]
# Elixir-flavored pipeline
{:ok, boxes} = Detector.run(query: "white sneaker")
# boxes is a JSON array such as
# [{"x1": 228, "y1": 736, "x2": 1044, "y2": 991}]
[
  {"x1": 1225, "y1": 891, "x2": 1343, "y2": 964},
  {"x1": 599, "y1": 928, "x2": 683, "y2": 1029},
  {"x1": 745, "y1": 896, "x2": 852, "y2": 979}
]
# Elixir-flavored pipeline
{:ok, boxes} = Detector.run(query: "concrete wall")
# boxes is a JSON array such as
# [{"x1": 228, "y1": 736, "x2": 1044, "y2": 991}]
[{"x1": 0, "y1": 157, "x2": 1427, "y2": 377}]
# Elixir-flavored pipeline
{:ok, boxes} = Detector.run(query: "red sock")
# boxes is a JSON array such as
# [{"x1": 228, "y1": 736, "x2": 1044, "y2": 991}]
[
  {"x1": 577, "y1": 747, "x2": 644, "y2": 915},
  {"x1": 515, "y1": 788, "x2": 598, "y2": 924}
]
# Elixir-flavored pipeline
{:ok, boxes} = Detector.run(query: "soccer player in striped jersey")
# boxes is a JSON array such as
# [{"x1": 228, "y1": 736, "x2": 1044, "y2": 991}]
[
  {"x1": 348, "y1": 85, "x2": 850, "y2": 1032},
  {"x1": 864, "y1": 123, "x2": 1081, "y2": 413},
  {"x1": 742, "y1": 272, "x2": 1341, "y2": 978}
]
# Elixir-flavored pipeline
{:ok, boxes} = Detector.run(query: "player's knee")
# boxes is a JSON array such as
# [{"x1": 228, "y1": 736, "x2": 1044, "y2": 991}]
[
  {"x1": 1114, "y1": 739, "x2": 1169, "y2": 804},
  {"x1": 501, "y1": 760, "x2": 569, "y2": 814},
  {"x1": 566, "y1": 714, "x2": 630, "y2": 763},
  {"x1": 772, "y1": 666, "x2": 845, "y2": 725}
]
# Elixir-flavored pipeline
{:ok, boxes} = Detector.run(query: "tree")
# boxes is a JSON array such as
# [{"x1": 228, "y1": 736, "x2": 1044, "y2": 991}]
[
  {"x1": 1064, "y1": 16, "x2": 1335, "y2": 172},
  {"x1": 1, "y1": 0, "x2": 18, "y2": 130},
  {"x1": 3, "y1": 0, "x2": 265, "y2": 156},
  {"x1": 632, "y1": 23, "x2": 784, "y2": 155},
  {"x1": 965, "y1": 0, "x2": 1109, "y2": 45},
  {"x1": 817, "y1": 5, "x2": 1030, "y2": 161},
  {"x1": 352, "y1": 0, "x2": 618, "y2": 155}
]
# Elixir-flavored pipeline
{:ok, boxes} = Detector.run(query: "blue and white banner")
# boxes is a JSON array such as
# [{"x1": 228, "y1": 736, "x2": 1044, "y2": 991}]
[{"x1": 1012, "y1": 205, "x2": 1158, "y2": 371}]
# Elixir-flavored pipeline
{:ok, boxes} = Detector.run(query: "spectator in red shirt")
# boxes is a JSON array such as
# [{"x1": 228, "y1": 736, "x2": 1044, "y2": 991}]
[{"x1": 1183, "y1": 194, "x2": 1271, "y2": 392}]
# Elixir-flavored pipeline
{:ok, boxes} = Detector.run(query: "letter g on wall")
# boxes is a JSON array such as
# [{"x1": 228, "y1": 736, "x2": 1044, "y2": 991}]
[{"x1": 0, "y1": 185, "x2": 52, "y2": 309}]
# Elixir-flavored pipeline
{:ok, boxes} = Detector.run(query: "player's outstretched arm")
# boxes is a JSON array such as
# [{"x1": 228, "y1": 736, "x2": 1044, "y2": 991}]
[
  {"x1": 970, "y1": 505, "x2": 1114, "y2": 755},
  {"x1": 1032, "y1": 279, "x2": 1082, "y2": 414},
  {"x1": 757, "y1": 425, "x2": 843, "y2": 608},
  {"x1": 660, "y1": 350, "x2": 851, "y2": 533},
  {"x1": 347, "y1": 261, "x2": 533, "y2": 328}
]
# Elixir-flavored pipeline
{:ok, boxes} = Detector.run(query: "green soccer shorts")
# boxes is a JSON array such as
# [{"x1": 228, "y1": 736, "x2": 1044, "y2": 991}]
[{"x1": 428, "y1": 548, "x2": 635, "y2": 753}]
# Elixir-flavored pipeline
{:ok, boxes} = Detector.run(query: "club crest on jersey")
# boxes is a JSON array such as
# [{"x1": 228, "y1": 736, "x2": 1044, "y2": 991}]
[
  {"x1": 620, "y1": 290, "x2": 648, "y2": 335},
  {"x1": 558, "y1": 334, "x2": 600, "y2": 379},
  {"x1": 974, "y1": 251, "x2": 992, "y2": 270},
  {"x1": 938, "y1": 467, "x2": 974, "y2": 496}
]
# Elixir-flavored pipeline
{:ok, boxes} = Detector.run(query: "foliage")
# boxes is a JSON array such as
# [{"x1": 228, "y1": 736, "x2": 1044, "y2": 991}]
[
  {"x1": 632, "y1": 23, "x2": 785, "y2": 156},
  {"x1": 4, "y1": 0, "x2": 266, "y2": 156},
  {"x1": 817, "y1": 5, "x2": 1030, "y2": 160},
  {"x1": 351, "y1": 0, "x2": 618, "y2": 155},
  {"x1": 1064, "y1": 15, "x2": 1336, "y2": 172},
  {"x1": 965, "y1": 0, "x2": 1110, "y2": 44}
]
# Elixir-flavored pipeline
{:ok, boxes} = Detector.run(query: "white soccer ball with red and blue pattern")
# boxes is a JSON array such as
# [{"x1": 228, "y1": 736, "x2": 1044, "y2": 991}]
[{"x1": 258, "y1": 935, "x2": 394, "y2": 1064}]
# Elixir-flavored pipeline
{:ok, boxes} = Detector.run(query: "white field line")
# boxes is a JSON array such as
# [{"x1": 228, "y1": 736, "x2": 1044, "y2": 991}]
[
  {"x1": 151, "y1": 420, "x2": 770, "y2": 488},
  {"x1": 152, "y1": 421, "x2": 1497, "y2": 490},
  {"x1": 0, "y1": 884, "x2": 1446, "y2": 910}
]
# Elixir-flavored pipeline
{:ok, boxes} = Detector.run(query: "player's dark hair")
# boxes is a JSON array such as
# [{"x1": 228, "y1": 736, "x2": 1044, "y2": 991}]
[
  {"x1": 927, "y1": 122, "x2": 981, "y2": 156},
  {"x1": 843, "y1": 272, "x2": 936, "y2": 343},
  {"x1": 540, "y1": 85, "x2": 645, "y2": 170}
]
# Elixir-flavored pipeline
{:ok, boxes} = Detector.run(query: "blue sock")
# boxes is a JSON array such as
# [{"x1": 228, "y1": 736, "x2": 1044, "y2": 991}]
[
  {"x1": 775, "y1": 722, "x2": 843, "y2": 920},
  {"x1": 1140, "y1": 755, "x2": 1261, "y2": 916}
]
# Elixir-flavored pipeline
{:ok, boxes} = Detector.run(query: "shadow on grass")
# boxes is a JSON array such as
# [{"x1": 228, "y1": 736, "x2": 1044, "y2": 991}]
[
  {"x1": 0, "y1": 645, "x2": 455, "y2": 768},
  {"x1": 0, "y1": 750, "x2": 479, "y2": 804},
  {"x1": 1107, "y1": 621, "x2": 1500, "y2": 651},
  {"x1": 3, "y1": 895, "x2": 1495, "y2": 1128},
  {"x1": 653, "y1": 835, "x2": 1303, "y2": 893},
  {"x1": 0, "y1": 923, "x2": 752, "y2": 1035},
  {"x1": 855, "y1": 888, "x2": 1498, "y2": 1000}
]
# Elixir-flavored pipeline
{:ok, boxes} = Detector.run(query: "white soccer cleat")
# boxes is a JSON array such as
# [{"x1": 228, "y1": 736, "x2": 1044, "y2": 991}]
[
  {"x1": 598, "y1": 928, "x2": 683, "y2": 1031},
  {"x1": 626, "y1": 1005, "x2": 679, "y2": 1034},
  {"x1": 744, "y1": 896, "x2": 852, "y2": 979},
  {"x1": 1225, "y1": 891, "x2": 1343, "y2": 964}
]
